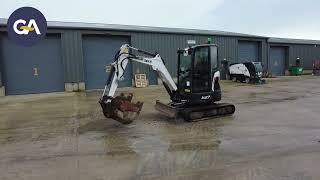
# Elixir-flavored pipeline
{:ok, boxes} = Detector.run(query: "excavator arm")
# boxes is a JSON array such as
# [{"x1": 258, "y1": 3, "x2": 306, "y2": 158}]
[{"x1": 99, "y1": 44, "x2": 178, "y2": 124}]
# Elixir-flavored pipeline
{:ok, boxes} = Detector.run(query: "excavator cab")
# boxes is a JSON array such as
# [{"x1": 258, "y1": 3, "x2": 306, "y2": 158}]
[
  {"x1": 177, "y1": 44, "x2": 221, "y2": 105},
  {"x1": 156, "y1": 44, "x2": 234, "y2": 121}
]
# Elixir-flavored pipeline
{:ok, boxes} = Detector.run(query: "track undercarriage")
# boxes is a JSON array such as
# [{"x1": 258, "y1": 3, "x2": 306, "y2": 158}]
[
  {"x1": 100, "y1": 93, "x2": 235, "y2": 124},
  {"x1": 155, "y1": 100, "x2": 236, "y2": 122}
]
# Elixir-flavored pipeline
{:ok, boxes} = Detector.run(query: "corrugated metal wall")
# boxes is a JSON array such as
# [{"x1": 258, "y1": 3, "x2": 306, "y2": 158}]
[
  {"x1": 131, "y1": 33, "x2": 268, "y2": 83},
  {"x1": 213, "y1": 36, "x2": 268, "y2": 66},
  {"x1": 261, "y1": 39, "x2": 268, "y2": 66},
  {"x1": 1, "y1": 29, "x2": 270, "y2": 86},
  {"x1": 131, "y1": 32, "x2": 212, "y2": 80},
  {"x1": 289, "y1": 44, "x2": 320, "y2": 69},
  {"x1": 61, "y1": 30, "x2": 84, "y2": 82},
  {"x1": 1, "y1": 24, "x2": 320, "y2": 95},
  {"x1": 59, "y1": 30, "x2": 214, "y2": 84},
  {"x1": 0, "y1": 33, "x2": 2, "y2": 87},
  {"x1": 270, "y1": 43, "x2": 320, "y2": 70},
  {"x1": 213, "y1": 36, "x2": 238, "y2": 63},
  {"x1": 4, "y1": 26, "x2": 318, "y2": 91},
  {"x1": 55, "y1": 30, "x2": 269, "y2": 86}
]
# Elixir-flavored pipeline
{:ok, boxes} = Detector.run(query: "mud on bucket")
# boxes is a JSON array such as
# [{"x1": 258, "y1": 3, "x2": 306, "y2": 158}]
[{"x1": 99, "y1": 93, "x2": 144, "y2": 124}]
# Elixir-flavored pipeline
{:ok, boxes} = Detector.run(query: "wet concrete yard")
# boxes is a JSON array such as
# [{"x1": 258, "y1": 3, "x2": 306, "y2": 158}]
[{"x1": 1, "y1": 76, "x2": 320, "y2": 180}]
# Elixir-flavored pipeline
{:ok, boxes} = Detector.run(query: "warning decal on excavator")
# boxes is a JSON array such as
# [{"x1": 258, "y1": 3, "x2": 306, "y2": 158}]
[{"x1": 121, "y1": 47, "x2": 129, "y2": 54}]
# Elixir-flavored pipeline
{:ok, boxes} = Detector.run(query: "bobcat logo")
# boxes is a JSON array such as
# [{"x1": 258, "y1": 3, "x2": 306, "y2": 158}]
[{"x1": 201, "y1": 95, "x2": 211, "y2": 100}]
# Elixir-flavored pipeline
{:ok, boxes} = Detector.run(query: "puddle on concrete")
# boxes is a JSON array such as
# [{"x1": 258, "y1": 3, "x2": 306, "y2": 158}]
[{"x1": 1, "y1": 76, "x2": 320, "y2": 179}]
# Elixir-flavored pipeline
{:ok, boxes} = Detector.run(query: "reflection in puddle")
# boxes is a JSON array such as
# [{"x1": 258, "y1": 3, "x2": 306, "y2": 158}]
[{"x1": 168, "y1": 140, "x2": 220, "y2": 151}]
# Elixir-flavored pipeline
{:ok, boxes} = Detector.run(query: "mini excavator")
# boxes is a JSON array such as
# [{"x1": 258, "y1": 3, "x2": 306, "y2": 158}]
[{"x1": 99, "y1": 44, "x2": 235, "y2": 124}]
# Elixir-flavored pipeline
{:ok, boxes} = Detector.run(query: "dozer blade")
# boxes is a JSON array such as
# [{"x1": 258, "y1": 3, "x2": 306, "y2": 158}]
[
  {"x1": 99, "y1": 93, "x2": 143, "y2": 124},
  {"x1": 155, "y1": 100, "x2": 178, "y2": 118}
]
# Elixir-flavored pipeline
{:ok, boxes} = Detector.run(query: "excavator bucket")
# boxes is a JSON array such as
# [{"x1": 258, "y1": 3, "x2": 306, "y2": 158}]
[{"x1": 99, "y1": 93, "x2": 143, "y2": 124}]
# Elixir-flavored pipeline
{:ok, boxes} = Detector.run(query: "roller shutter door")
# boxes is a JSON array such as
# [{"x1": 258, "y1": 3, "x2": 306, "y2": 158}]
[
  {"x1": 238, "y1": 41, "x2": 259, "y2": 63},
  {"x1": 0, "y1": 34, "x2": 64, "y2": 95},
  {"x1": 270, "y1": 47, "x2": 286, "y2": 76},
  {"x1": 82, "y1": 35, "x2": 132, "y2": 89}
]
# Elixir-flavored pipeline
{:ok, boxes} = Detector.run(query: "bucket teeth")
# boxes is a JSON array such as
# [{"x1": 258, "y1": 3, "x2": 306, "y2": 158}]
[{"x1": 99, "y1": 93, "x2": 143, "y2": 124}]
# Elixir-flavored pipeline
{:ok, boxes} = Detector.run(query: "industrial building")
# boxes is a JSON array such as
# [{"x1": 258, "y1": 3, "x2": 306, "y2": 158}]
[{"x1": 0, "y1": 19, "x2": 320, "y2": 96}]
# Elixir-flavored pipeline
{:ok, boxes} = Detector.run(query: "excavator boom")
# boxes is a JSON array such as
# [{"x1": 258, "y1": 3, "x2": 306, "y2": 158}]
[{"x1": 99, "y1": 44, "x2": 178, "y2": 124}]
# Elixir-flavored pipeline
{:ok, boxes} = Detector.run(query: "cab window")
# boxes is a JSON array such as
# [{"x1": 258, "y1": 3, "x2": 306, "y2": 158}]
[{"x1": 193, "y1": 47, "x2": 211, "y2": 93}]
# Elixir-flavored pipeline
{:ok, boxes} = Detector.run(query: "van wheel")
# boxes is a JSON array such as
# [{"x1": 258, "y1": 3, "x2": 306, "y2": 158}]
[
  {"x1": 232, "y1": 76, "x2": 237, "y2": 82},
  {"x1": 245, "y1": 77, "x2": 250, "y2": 84}
]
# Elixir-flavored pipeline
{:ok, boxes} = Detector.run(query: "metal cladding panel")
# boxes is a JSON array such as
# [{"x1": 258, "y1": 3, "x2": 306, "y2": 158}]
[
  {"x1": 82, "y1": 35, "x2": 131, "y2": 89},
  {"x1": 289, "y1": 44, "x2": 320, "y2": 69},
  {"x1": 131, "y1": 32, "x2": 211, "y2": 84},
  {"x1": 61, "y1": 31, "x2": 84, "y2": 82},
  {"x1": 270, "y1": 43, "x2": 320, "y2": 70},
  {"x1": 0, "y1": 71, "x2": 2, "y2": 86},
  {"x1": 261, "y1": 39, "x2": 268, "y2": 67},
  {"x1": 270, "y1": 47, "x2": 286, "y2": 76},
  {"x1": 213, "y1": 36, "x2": 268, "y2": 66},
  {"x1": 0, "y1": 34, "x2": 64, "y2": 95},
  {"x1": 213, "y1": 36, "x2": 238, "y2": 64},
  {"x1": 269, "y1": 38, "x2": 320, "y2": 45},
  {"x1": 0, "y1": 33, "x2": 2, "y2": 87}
]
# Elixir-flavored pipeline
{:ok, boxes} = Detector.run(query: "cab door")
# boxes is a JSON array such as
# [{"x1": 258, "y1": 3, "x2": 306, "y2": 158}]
[
  {"x1": 178, "y1": 45, "x2": 219, "y2": 104},
  {"x1": 192, "y1": 46, "x2": 211, "y2": 93},
  {"x1": 177, "y1": 50, "x2": 192, "y2": 96}
]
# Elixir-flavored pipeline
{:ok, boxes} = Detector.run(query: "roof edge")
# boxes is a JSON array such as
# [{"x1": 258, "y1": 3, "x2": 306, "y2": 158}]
[
  {"x1": 0, "y1": 18, "x2": 264, "y2": 38},
  {"x1": 269, "y1": 37, "x2": 320, "y2": 45},
  {"x1": 2, "y1": 18, "x2": 320, "y2": 44}
]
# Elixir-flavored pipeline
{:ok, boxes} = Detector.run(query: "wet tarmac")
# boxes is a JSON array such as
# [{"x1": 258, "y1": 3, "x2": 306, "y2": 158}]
[{"x1": 1, "y1": 76, "x2": 320, "y2": 180}]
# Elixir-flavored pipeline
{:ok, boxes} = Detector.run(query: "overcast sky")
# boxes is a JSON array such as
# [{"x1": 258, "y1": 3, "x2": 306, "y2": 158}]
[{"x1": 1, "y1": 0, "x2": 319, "y2": 39}]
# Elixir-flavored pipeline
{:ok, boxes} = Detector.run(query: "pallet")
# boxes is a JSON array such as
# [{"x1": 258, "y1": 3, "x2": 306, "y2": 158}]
[{"x1": 134, "y1": 74, "x2": 148, "y2": 88}]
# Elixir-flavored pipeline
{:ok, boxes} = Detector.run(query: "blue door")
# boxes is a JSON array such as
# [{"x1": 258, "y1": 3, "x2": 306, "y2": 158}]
[
  {"x1": 82, "y1": 35, "x2": 131, "y2": 89},
  {"x1": 0, "y1": 34, "x2": 64, "y2": 95},
  {"x1": 238, "y1": 41, "x2": 259, "y2": 63},
  {"x1": 270, "y1": 47, "x2": 286, "y2": 76}
]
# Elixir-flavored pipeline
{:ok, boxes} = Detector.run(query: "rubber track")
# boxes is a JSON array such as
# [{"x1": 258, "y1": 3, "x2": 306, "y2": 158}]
[{"x1": 182, "y1": 103, "x2": 236, "y2": 122}]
